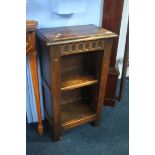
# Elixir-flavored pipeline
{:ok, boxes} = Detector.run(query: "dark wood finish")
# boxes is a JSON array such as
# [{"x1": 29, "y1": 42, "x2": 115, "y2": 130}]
[
  {"x1": 26, "y1": 20, "x2": 43, "y2": 135},
  {"x1": 102, "y1": 0, "x2": 124, "y2": 106},
  {"x1": 61, "y1": 100, "x2": 96, "y2": 129},
  {"x1": 49, "y1": 45, "x2": 62, "y2": 141},
  {"x1": 61, "y1": 68, "x2": 98, "y2": 91},
  {"x1": 118, "y1": 21, "x2": 129, "y2": 100},
  {"x1": 37, "y1": 24, "x2": 117, "y2": 46},
  {"x1": 102, "y1": 0, "x2": 124, "y2": 67},
  {"x1": 104, "y1": 65, "x2": 119, "y2": 106},
  {"x1": 37, "y1": 25, "x2": 117, "y2": 141},
  {"x1": 95, "y1": 39, "x2": 113, "y2": 126}
]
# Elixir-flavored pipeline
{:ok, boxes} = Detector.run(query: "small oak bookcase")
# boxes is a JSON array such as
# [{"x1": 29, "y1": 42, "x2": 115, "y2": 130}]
[{"x1": 36, "y1": 25, "x2": 117, "y2": 141}]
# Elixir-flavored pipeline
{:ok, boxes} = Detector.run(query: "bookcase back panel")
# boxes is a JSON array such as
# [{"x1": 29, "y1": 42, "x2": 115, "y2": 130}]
[
  {"x1": 61, "y1": 85, "x2": 98, "y2": 111},
  {"x1": 61, "y1": 51, "x2": 104, "y2": 79}
]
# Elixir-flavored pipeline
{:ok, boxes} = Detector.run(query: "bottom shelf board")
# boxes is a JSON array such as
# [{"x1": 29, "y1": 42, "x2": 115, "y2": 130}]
[{"x1": 61, "y1": 100, "x2": 96, "y2": 129}]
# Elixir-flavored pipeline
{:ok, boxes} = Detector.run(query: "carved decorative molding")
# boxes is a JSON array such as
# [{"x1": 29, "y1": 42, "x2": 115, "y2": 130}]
[{"x1": 61, "y1": 40, "x2": 105, "y2": 55}]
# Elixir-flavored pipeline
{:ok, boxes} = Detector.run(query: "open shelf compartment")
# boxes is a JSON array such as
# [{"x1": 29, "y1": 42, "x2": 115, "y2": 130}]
[
  {"x1": 61, "y1": 99, "x2": 96, "y2": 129},
  {"x1": 61, "y1": 51, "x2": 103, "y2": 92},
  {"x1": 61, "y1": 85, "x2": 98, "y2": 129}
]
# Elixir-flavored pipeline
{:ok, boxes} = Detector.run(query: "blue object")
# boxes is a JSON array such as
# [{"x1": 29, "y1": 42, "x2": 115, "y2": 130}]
[
  {"x1": 26, "y1": 56, "x2": 44, "y2": 123},
  {"x1": 26, "y1": 57, "x2": 38, "y2": 123}
]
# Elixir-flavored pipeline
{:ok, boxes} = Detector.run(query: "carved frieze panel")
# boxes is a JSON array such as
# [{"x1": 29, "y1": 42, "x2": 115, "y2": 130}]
[{"x1": 61, "y1": 40, "x2": 105, "y2": 55}]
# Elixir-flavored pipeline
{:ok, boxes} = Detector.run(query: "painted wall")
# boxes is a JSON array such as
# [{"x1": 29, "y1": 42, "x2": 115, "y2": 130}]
[{"x1": 26, "y1": 0, "x2": 102, "y2": 28}]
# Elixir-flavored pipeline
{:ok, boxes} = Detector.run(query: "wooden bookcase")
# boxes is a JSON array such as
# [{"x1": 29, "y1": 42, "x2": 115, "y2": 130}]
[{"x1": 37, "y1": 25, "x2": 117, "y2": 141}]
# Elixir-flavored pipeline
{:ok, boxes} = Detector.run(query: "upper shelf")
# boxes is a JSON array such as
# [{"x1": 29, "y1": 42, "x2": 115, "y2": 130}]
[
  {"x1": 61, "y1": 68, "x2": 98, "y2": 91},
  {"x1": 36, "y1": 24, "x2": 118, "y2": 46}
]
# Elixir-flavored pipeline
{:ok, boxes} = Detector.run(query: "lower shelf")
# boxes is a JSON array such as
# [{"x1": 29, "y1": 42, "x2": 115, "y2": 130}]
[{"x1": 61, "y1": 100, "x2": 96, "y2": 129}]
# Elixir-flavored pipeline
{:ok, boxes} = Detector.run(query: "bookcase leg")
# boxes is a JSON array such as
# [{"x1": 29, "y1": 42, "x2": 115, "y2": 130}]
[
  {"x1": 96, "y1": 40, "x2": 113, "y2": 125},
  {"x1": 94, "y1": 120, "x2": 101, "y2": 127},
  {"x1": 50, "y1": 46, "x2": 62, "y2": 141},
  {"x1": 53, "y1": 132, "x2": 61, "y2": 141}
]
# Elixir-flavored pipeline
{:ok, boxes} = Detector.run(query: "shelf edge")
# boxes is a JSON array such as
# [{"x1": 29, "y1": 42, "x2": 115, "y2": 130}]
[{"x1": 62, "y1": 114, "x2": 96, "y2": 129}]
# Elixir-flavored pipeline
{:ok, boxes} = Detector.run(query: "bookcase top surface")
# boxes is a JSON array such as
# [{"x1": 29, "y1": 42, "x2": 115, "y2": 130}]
[{"x1": 36, "y1": 24, "x2": 117, "y2": 46}]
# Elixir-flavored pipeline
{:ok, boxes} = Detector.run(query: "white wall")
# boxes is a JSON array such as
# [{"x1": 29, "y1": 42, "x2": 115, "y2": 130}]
[{"x1": 116, "y1": 0, "x2": 129, "y2": 77}]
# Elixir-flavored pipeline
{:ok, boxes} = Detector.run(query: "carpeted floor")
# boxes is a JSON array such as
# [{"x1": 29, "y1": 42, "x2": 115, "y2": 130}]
[{"x1": 26, "y1": 79, "x2": 129, "y2": 155}]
